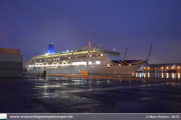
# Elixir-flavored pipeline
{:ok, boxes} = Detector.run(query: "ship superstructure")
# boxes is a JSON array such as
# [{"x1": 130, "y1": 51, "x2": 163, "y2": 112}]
[{"x1": 27, "y1": 42, "x2": 145, "y2": 75}]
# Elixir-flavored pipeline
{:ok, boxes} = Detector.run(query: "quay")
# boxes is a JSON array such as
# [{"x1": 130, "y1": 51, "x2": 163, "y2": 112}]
[
  {"x1": 48, "y1": 74, "x2": 181, "y2": 82},
  {"x1": 1, "y1": 75, "x2": 181, "y2": 113}
]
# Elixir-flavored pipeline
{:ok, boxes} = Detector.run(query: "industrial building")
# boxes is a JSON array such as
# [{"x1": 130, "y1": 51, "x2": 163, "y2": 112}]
[
  {"x1": 0, "y1": 48, "x2": 23, "y2": 77},
  {"x1": 143, "y1": 63, "x2": 181, "y2": 73}
]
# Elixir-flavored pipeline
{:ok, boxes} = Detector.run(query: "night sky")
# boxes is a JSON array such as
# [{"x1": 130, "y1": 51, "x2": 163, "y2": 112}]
[{"x1": 0, "y1": 0, "x2": 181, "y2": 67}]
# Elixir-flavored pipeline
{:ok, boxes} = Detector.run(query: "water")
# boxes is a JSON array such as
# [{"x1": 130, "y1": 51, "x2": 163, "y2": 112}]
[
  {"x1": 133, "y1": 72, "x2": 180, "y2": 79},
  {"x1": 87, "y1": 72, "x2": 181, "y2": 80},
  {"x1": 0, "y1": 73, "x2": 181, "y2": 113}
]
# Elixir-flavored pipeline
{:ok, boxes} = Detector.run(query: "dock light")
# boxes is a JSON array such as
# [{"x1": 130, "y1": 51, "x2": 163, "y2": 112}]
[
  {"x1": 114, "y1": 49, "x2": 115, "y2": 51},
  {"x1": 67, "y1": 50, "x2": 69, "y2": 52},
  {"x1": 178, "y1": 66, "x2": 180, "y2": 69},
  {"x1": 162, "y1": 67, "x2": 163, "y2": 69},
  {"x1": 172, "y1": 66, "x2": 174, "y2": 69},
  {"x1": 167, "y1": 67, "x2": 169, "y2": 69}
]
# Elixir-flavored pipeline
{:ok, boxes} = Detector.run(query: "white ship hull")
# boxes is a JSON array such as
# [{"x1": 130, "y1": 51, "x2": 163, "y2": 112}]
[{"x1": 28, "y1": 60, "x2": 145, "y2": 75}]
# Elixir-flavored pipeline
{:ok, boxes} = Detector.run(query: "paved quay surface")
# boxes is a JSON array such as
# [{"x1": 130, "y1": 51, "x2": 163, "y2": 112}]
[{"x1": 0, "y1": 75, "x2": 181, "y2": 113}]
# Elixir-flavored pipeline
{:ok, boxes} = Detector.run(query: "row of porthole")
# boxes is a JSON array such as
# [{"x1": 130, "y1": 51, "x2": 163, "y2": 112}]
[
  {"x1": 35, "y1": 61, "x2": 72, "y2": 65},
  {"x1": 33, "y1": 59, "x2": 106, "y2": 65}
]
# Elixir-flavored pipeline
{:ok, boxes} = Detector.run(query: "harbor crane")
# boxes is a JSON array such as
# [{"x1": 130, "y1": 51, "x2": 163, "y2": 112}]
[
  {"x1": 124, "y1": 48, "x2": 128, "y2": 60},
  {"x1": 147, "y1": 44, "x2": 153, "y2": 65}
]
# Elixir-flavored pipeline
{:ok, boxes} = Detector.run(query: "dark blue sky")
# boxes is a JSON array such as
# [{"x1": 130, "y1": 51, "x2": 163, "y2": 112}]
[{"x1": 0, "y1": 0, "x2": 181, "y2": 67}]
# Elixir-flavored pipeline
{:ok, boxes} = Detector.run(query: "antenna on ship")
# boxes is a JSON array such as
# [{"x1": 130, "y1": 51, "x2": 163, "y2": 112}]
[
  {"x1": 124, "y1": 48, "x2": 128, "y2": 60},
  {"x1": 88, "y1": 39, "x2": 91, "y2": 47},
  {"x1": 87, "y1": 39, "x2": 95, "y2": 47}
]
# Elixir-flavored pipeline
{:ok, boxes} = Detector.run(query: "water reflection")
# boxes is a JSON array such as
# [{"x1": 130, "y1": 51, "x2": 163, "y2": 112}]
[
  {"x1": 172, "y1": 73, "x2": 176, "y2": 79},
  {"x1": 40, "y1": 82, "x2": 171, "y2": 94},
  {"x1": 166, "y1": 73, "x2": 169, "y2": 78},
  {"x1": 107, "y1": 80, "x2": 110, "y2": 84},
  {"x1": 139, "y1": 73, "x2": 142, "y2": 78},
  {"x1": 136, "y1": 73, "x2": 138, "y2": 77},
  {"x1": 155, "y1": 73, "x2": 157, "y2": 78},
  {"x1": 157, "y1": 73, "x2": 160, "y2": 78},
  {"x1": 161, "y1": 73, "x2": 164, "y2": 78},
  {"x1": 27, "y1": 76, "x2": 181, "y2": 101},
  {"x1": 135, "y1": 73, "x2": 143, "y2": 78},
  {"x1": 72, "y1": 80, "x2": 83, "y2": 82},
  {"x1": 142, "y1": 80, "x2": 146, "y2": 83},
  {"x1": 178, "y1": 73, "x2": 180, "y2": 79},
  {"x1": 133, "y1": 72, "x2": 180, "y2": 79}
]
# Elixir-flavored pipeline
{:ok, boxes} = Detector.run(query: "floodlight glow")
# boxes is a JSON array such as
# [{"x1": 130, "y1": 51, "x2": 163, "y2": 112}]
[
  {"x1": 89, "y1": 61, "x2": 93, "y2": 65},
  {"x1": 96, "y1": 61, "x2": 101, "y2": 64},
  {"x1": 28, "y1": 65, "x2": 35, "y2": 67},
  {"x1": 72, "y1": 62, "x2": 86, "y2": 65}
]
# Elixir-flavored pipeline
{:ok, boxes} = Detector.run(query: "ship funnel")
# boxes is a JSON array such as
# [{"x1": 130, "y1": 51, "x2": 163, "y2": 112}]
[{"x1": 47, "y1": 43, "x2": 55, "y2": 54}]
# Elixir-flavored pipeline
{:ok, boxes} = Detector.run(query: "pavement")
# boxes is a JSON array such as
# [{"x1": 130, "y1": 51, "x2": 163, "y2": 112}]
[{"x1": 0, "y1": 76, "x2": 181, "y2": 113}]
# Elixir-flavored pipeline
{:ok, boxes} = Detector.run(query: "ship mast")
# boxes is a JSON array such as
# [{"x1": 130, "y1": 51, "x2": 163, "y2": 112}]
[
  {"x1": 88, "y1": 39, "x2": 91, "y2": 54},
  {"x1": 87, "y1": 39, "x2": 95, "y2": 53}
]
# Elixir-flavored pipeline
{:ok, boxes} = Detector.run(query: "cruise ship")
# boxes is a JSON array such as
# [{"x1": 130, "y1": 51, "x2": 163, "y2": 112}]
[{"x1": 27, "y1": 41, "x2": 145, "y2": 75}]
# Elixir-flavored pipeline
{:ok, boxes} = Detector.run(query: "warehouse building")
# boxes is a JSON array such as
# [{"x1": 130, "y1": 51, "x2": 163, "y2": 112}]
[{"x1": 0, "y1": 48, "x2": 23, "y2": 77}]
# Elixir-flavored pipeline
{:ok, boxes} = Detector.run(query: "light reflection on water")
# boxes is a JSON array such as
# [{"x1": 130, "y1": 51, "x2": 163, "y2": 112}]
[
  {"x1": 155, "y1": 73, "x2": 157, "y2": 78},
  {"x1": 178, "y1": 73, "x2": 180, "y2": 79},
  {"x1": 134, "y1": 72, "x2": 180, "y2": 79},
  {"x1": 25, "y1": 75, "x2": 181, "y2": 101},
  {"x1": 172, "y1": 73, "x2": 176, "y2": 79},
  {"x1": 166, "y1": 73, "x2": 169, "y2": 78},
  {"x1": 34, "y1": 81, "x2": 181, "y2": 99},
  {"x1": 41, "y1": 82, "x2": 172, "y2": 95}
]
